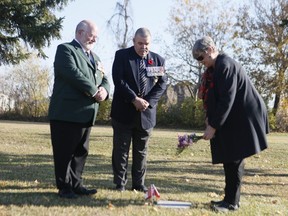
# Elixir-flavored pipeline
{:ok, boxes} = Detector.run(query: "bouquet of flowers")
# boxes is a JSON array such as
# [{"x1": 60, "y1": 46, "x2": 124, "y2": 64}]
[{"x1": 176, "y1": 133, "x2": 203, "y2": 155}]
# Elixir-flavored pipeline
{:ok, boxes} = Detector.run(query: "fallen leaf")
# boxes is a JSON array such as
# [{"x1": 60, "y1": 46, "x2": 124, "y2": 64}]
[{"x1": 107, "y1": 202, "x2": 114, "y2": 209}]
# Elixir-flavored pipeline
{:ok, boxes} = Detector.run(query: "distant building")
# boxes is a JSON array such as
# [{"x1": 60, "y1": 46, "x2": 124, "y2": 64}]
[{"x1": 161, "y1": 83, "x2": 192, "y2": 106}]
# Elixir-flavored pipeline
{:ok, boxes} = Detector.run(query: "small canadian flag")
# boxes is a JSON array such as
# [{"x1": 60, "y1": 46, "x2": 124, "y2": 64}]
[{"x1": 145, "y1": 184, "x2": 160, "y2": 200}]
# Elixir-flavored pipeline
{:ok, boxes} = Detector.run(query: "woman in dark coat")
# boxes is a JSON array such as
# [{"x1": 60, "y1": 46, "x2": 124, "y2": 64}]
[{"x1": 193, "y1": 36, "x2": 269, "y2": 213}]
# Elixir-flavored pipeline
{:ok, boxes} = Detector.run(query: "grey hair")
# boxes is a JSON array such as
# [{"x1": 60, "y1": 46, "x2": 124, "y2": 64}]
[
  {"x1": 75, "y1": 20, "x2": 89, "y2": 34},
  {"x1": 192, "y1": 36, "x2": 217, "y2": 59},
  {"x1": 134, "y1": 27, "x2": 151, "y2": 38}
]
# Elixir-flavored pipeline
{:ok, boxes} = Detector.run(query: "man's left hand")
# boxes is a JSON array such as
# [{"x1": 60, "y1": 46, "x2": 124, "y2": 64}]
[{"x1": 94, "y1": 86, "x2": 107, "y2": 102}]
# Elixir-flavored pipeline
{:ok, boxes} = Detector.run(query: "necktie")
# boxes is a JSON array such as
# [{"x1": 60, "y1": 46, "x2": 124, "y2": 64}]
[
  {"x1": 139, "y1": 58, "x2": 147, "y2": 97},
  {"x1": 85, "y1": 51, "x2": 94, "y2": 65}
]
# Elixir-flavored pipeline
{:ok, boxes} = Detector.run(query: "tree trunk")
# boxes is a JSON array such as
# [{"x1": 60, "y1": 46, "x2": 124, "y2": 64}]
[{"x1": 273, "y1": 93, "x2": 280, "y2": 116}]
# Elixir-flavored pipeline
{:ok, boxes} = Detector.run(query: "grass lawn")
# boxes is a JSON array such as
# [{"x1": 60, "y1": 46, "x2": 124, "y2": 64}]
[{"x1": 0, "y1": 120, "x2": 287, "y2": 216}]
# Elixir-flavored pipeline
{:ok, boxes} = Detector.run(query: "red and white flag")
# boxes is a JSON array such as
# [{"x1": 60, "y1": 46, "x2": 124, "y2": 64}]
[
  {"x1": 145, "y1": 184, "x2": 160, "y2": 200},
  {"x1": 152, "y1": 184, "x2": 160, "y2": 198}
]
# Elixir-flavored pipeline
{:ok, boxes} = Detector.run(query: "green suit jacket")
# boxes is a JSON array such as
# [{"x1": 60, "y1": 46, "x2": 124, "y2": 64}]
[{"x1": 48, "y1": 40, "x2": 110, "y2": 125}]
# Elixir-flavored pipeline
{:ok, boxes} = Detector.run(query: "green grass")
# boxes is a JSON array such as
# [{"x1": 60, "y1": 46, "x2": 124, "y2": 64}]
[{"x1": 0, "y1": 120, "x2": 287, "y2": 216}]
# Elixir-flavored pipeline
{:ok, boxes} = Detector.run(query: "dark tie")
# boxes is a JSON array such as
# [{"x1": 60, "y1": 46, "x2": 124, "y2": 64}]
[
  {"x1": 85, "y1": 52, "x2": 94, "y2": 65},
  {"x1": 139, "y1": 58, "x2": 147, "y2": 97}
]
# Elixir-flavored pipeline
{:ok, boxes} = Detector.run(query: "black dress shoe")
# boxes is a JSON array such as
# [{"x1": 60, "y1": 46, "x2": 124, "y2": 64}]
[
  {"x1": 132, "y1": 185, "x2": 148, "y2": 193},
  {"x1": 211, "y1": 200, "x2": 240, "y2": 207},
  {"x1": 58, "y1": 188, "x2": 78, "y2": 199},
  {"x1": 73, "y1": 186, "x2": 97, "y2": 195},
  {"x1": 212, "y1": 201, "x2": 239, "y2": 213},
  {"x1": 115, "y1": 185, "x2": 125, "y2": 192},
  {"x1": 210, "y1": 200, "x2": 224, "y2": 205}
]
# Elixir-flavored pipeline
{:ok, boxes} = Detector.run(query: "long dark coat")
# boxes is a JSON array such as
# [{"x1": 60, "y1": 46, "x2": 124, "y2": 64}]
[{"x1": 207, "y1": 53, "x2": 269, "y2": 164}]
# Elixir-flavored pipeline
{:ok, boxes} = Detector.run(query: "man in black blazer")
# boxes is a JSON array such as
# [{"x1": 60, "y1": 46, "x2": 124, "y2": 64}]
[
  {"x1": 48, "y1": 20, "x2": 110, "y2": 198},
  {"x1": 193, "y1": 36, "x2": 269, "y2": 212},
  {"x1": 110, "y1": 28, "x2": 167, "y2": 192}
]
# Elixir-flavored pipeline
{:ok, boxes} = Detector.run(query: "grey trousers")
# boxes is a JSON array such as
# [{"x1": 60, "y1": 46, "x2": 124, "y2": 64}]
[{"x1": 111, "y1": 118, "x2": 152, "y2": 187}]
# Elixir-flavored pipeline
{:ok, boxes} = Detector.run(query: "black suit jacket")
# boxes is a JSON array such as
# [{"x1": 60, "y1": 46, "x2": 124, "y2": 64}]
[
  {"x1": 110, "y1": 46, "x2": 167, "y2": 130},
  {"x1": 207, "y1": 53, "x2": 269, "y2": 164}
]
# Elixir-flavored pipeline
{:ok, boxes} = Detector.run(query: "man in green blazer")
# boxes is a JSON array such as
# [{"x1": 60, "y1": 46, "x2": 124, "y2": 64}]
[{"x1": 48, "y1": 20, "x2": 110, "y2": 198}]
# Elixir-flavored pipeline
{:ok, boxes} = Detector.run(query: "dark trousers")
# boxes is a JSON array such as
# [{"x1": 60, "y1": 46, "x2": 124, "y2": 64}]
[
  {"x1": 50, "y1": 120, "x2": 91, "y2": 190},
  {"x1": 112, "y1": 117, "x2": 152, "y2": 187},
  {"x1": 223, "y1": 159, "x2": 245, "y2": 205}
]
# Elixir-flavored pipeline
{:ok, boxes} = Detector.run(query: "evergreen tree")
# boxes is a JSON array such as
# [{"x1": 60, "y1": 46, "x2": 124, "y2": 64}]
[{"x1": 0, "y1": 0, "x2": 72, "y2": 65}]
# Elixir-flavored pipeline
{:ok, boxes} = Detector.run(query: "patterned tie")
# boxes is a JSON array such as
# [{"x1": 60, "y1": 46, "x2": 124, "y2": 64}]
[{"x1": 139, "y1": 58, "x2": 147, "y2": 97}]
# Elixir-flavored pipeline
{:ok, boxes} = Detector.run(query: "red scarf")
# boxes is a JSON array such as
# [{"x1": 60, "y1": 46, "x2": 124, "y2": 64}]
[{"x1": 198, "y1": 67, "x2": 214, "y2": 110}]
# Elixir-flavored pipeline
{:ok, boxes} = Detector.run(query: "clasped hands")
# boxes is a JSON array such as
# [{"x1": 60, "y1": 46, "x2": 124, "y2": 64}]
[
  {"x1": 132, "y1": 96, "x2": 149, "y2": 112},
  {"x1": 93, "y1": 86, "x2": 108, "y2": 102}
]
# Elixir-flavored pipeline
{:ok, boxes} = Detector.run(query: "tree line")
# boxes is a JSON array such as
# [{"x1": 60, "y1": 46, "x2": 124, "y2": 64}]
[{"x1": 0, "y1": 0, "x2": 287, "y2": 131}]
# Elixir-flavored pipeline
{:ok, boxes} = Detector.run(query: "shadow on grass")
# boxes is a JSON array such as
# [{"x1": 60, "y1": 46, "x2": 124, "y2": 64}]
[
  {"x1": 0, "y1": 152, "x2": 286, "y2": 207},
  {"x1": 0, "y1": 191, "x2": 146, "y2": 207}
]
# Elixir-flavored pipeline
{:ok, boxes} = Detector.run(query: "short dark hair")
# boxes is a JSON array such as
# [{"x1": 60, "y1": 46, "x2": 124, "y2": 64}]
[{"x1": 134, "y1": 28, "x2": 151, "y2": 38}]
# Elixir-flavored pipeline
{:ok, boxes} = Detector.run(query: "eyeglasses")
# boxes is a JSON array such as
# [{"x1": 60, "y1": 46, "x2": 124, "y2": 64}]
[
  {"x1": 196, "y1": 55, "x2": 204, "y2": 61},
  {"x1": 195, "y1": 51, "x2": 207, "y2": 62}
]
